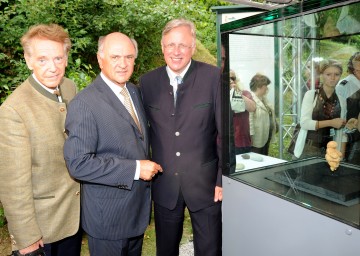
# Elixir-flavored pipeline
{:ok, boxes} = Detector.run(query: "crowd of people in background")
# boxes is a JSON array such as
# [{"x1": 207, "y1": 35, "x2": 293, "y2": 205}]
[{"x1": 228, "y1": 52, "x2": 360, "y2": 164}]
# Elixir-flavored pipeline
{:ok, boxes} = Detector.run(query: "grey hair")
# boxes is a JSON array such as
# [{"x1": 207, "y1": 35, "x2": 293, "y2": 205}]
[{"x1": 161, "y1": 18, "x2": 196, "y2": 45}]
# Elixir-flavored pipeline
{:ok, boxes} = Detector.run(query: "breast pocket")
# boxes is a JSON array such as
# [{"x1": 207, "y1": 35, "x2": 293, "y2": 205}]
[
  {"x1": 191, "y1": 102, "x2": 213, "y2": 127},
  {"x1": 193, "y1": 102, "x2": 212, "y2": 110},
  {"x1": 147, "y1": 105, "x2": 160, "y2": 111}
]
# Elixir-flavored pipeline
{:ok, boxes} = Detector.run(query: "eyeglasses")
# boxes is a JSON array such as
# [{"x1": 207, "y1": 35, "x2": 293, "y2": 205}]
[
  {"x1": 230, "y1": 76, "x2": 236, "y2": 81},
  {"x1": 163, "y1": 43, "x2": 194, "y2": 52}
]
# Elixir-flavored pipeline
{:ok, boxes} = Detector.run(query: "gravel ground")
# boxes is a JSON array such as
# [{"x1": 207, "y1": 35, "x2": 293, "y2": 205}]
[{"x1": 179, "y1": 241, "x2": 194, "y2": 256}]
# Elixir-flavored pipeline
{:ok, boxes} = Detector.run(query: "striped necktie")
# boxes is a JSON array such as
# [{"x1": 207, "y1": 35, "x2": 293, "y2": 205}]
[{"x1": 120, "y1": 88, "x2": 142, "y2": 133}]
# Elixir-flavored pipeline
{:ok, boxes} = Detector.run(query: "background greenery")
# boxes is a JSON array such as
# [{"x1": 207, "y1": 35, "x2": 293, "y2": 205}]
[
  {"x1": 0, "y1": 0, "x2": 229, "y2": 102},
  {"x1": 0, "y1": 0, "x2": 227, "y2": 254}
]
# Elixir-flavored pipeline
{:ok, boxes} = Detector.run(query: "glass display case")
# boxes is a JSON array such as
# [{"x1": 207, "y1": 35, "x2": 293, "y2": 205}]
[
  {"x1": 220, "y1": 1, "x2": 360, "y2": 255},
  {"x1": 232, "y1": 157, "x2": 360, "y2": 227},
  {"x1": 221, "y1": 0, "x2": 360, "y2": 169}
]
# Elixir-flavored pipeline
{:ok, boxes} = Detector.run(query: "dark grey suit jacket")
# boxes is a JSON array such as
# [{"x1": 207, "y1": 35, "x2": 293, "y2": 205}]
[
  {"x1": 64, "y1": 75, "x2": 150, "y2": 240},
  {"x1": 140, "y1": 60, "x2": 222, "y2": 212}
]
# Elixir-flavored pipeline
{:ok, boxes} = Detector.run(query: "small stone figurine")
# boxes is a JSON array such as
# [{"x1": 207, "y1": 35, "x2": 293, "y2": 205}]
[{"x1": 325, "y1": 141, "x2": 342, "y2": 171}]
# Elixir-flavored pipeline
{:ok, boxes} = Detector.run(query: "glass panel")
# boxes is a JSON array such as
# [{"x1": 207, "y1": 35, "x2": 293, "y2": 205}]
[
  {"x1": 221, "y1": 0, "x2": 360, "y2": 228},
  {"x1": 230, "y1": 158, "x2": 360, "y2": 228},
  {"x1": 222, "y1": 0, "x2": 360, "y2": 39}
]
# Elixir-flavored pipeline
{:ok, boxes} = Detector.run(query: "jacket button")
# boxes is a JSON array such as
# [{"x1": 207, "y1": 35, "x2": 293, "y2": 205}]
[
  {"x1": 176, "y1": 152, "x2": 181, "y2": 156},
  {"x1": 175, "y1": 131, "x2": 180, "y2": 136},
  {"x1": 174, "y1": 172, "x2": 178, "y2": 176},
  {"x1": 75, "y1": 191, "x2": 80, "y2": 196},
  {"x1": 60, "y1": 107, "x2": 65, "y2": 112}
]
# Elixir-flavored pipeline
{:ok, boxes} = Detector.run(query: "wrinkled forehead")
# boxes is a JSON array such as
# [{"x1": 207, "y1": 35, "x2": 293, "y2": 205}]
[
  {"x1": 28, "y1": 38, "x2": 66, "y2": 57},
  {"x1": 105, "y1": 40, "x2": 135, "y2": 56}
]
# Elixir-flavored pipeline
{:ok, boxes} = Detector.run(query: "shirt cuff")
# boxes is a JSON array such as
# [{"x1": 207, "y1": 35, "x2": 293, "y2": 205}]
[{"x1": 134, "y1": 160, "x2": 140, "y2": 180}]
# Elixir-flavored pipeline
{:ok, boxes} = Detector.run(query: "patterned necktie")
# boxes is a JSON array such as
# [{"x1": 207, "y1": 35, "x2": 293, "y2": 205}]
[
  {"x1": 175, "y1": 76, "x2": 183, "y2": 105},
  {"x1": 120, "y1": 88, "x2": 142, "y2": 133}
]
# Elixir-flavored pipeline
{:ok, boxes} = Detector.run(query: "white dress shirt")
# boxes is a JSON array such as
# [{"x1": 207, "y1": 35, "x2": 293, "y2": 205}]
[{"x1": 100, "y1": 72, "x2": 141, "y2": 180}]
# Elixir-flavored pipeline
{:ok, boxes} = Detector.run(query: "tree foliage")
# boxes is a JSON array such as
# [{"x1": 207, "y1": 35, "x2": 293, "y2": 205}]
[{"x1": 0, "y1": 0, "x2": 228, "y2": 101}]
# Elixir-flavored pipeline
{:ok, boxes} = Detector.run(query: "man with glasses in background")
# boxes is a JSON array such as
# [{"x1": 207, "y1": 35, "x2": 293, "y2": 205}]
[
  {"x1": 140, "y1": 18, "x2": 222, "y2": 256},
  {"x1": 336, "y1": 52, "x2": 360, "y2": 164}
]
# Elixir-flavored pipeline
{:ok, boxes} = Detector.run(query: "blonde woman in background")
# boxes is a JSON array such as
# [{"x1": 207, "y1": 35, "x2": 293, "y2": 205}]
[
  {"x1": 249, "y1": 73, "x2": 276, "y2": 155},
  {"x1": 229, "y1": 70, "x2": 256, "y2": 154},
  {"x1": 293, "y1": 59, "x2": 347, "y2": 159}
]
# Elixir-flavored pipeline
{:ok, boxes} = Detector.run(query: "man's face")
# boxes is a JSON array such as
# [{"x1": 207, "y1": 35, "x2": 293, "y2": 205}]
[
  {"x1": 25, "y1": 38, "x2": 68, "y2": 89},
  {"x1": 161, "y1": 25, "x2": 195, "y2": 75},
  {"x1": 353, "y1": 61, "x2": 360, "y2": 80},
  {"x1": 98, "y1": 33, "x2": 135, "y2": 87}
]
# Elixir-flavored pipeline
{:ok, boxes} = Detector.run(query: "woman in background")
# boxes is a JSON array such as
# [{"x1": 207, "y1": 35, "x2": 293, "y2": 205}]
[
  {"x1": 294, "y1": 59, "x2": 347, "y2": 159},
  {"x1": 229, "y1": 70, "x2": 256, "y2": 154},
  {"x1": 249, "y1": 73, "x2": 276, "y2": 155}
]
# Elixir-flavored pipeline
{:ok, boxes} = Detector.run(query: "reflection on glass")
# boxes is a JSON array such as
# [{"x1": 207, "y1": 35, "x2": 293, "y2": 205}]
[
  {"x1": 222, "y1": 0, "x2": 360, "y2": 165},
  {"x1": 292, "y1": 59, "x2": 346, "y2": 159},
  {"x1": 221, "y1": 0, "x2": 360, "y2": 236},
  {"x1": 230, "y1": 158, "x2": 360, "y2": 228},
  {"x1": 229, "y1": 69, "x2": 256, "y2": 155}
]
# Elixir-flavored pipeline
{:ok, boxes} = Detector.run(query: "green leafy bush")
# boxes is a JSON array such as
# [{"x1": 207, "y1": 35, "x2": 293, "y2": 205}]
[
  {"x1": 0, "y1": 204, "x2": 5, "y2": 227},
  {"x1": 0, "y1": 0, "x2": 227, "y2": 101}
]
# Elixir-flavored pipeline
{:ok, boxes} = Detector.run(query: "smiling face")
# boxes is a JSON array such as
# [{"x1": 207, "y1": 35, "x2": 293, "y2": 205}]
[
  {"x1": 24, "y1": 38, "x2": 68, "y2": 89},
  {"x1": 161, "y1": 25, "x2": 195, "y2": 75},
  {"x1": 97, "y1": 33, "x2": 136, "y2": 87}
]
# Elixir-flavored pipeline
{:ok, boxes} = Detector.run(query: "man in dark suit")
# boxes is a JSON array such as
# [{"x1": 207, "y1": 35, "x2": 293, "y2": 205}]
[
  {"x1": 140, "y1": 19, "x2": 222, "y2": 256},
  {"x1": 64, "y1": 32, "x2": 162, "y2": 256}
]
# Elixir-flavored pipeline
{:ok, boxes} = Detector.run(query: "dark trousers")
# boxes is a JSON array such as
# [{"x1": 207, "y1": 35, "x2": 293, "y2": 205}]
[
  {"x1": 154, "y1": 192, "x2": 222, "y2": 256},
  {"x1": 87, "y1": 234, "x2": 144, "y2": 256},
  {"x1": 43, "y1": 228, "x2": 82, "y2": 256}
]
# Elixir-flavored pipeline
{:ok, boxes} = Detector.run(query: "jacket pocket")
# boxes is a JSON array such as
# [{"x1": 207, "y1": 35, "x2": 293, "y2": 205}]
[
  {"x1": 193, "y1": 102, "x2": 211, "y2": 109},
  {"x1": 147, "y1": 105, "x2": 160, "y2": 111},
  {"x1": 201, "y1": 158, "x2": 218, "y2": 168}
]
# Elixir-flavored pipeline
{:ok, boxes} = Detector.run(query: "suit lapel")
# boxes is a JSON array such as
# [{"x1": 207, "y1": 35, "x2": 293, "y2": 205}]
[
  {"x1": 95, "y1": 77, "x2": 143, "y2": 134},
  {"x1": 127, "y1": 85, "x2": 148, "y2": 149}
]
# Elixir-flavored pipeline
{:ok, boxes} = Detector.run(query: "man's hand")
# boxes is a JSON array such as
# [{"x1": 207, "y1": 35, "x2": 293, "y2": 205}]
[
  {"x1": 19, "y1": 239, "x2": 44, "y2": 255},
  {"x1": 214, "y1": 186, "x2": 223, "y2": 202},
  {"x1": 345, "y1": 118, "x2": 358, "y2": 130},
  {"x1": 139, "y1": 160, "x2": 163, "y2": 181}
]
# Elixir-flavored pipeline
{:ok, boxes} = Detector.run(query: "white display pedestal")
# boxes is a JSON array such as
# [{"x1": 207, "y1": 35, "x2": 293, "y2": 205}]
[{"x1": 223, "y1": 158, "x2": 360, "y2": 256}]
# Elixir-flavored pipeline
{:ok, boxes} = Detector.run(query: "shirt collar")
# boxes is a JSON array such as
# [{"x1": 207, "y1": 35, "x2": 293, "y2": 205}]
[
  {"x1": 100, "y1": 72, "x2": 127, "y2": 94},
  {"x1": 32, "y1": 74, "x2": 59, "y2": 93},
  {"x1": 166, "y1": 60, "x2": 192, "y2": 85}
]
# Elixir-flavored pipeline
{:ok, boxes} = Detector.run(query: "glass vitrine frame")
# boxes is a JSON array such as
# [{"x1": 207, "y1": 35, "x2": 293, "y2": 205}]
[{"x1": 220, "y1": 0, "x2": 360, "y2": 229}]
